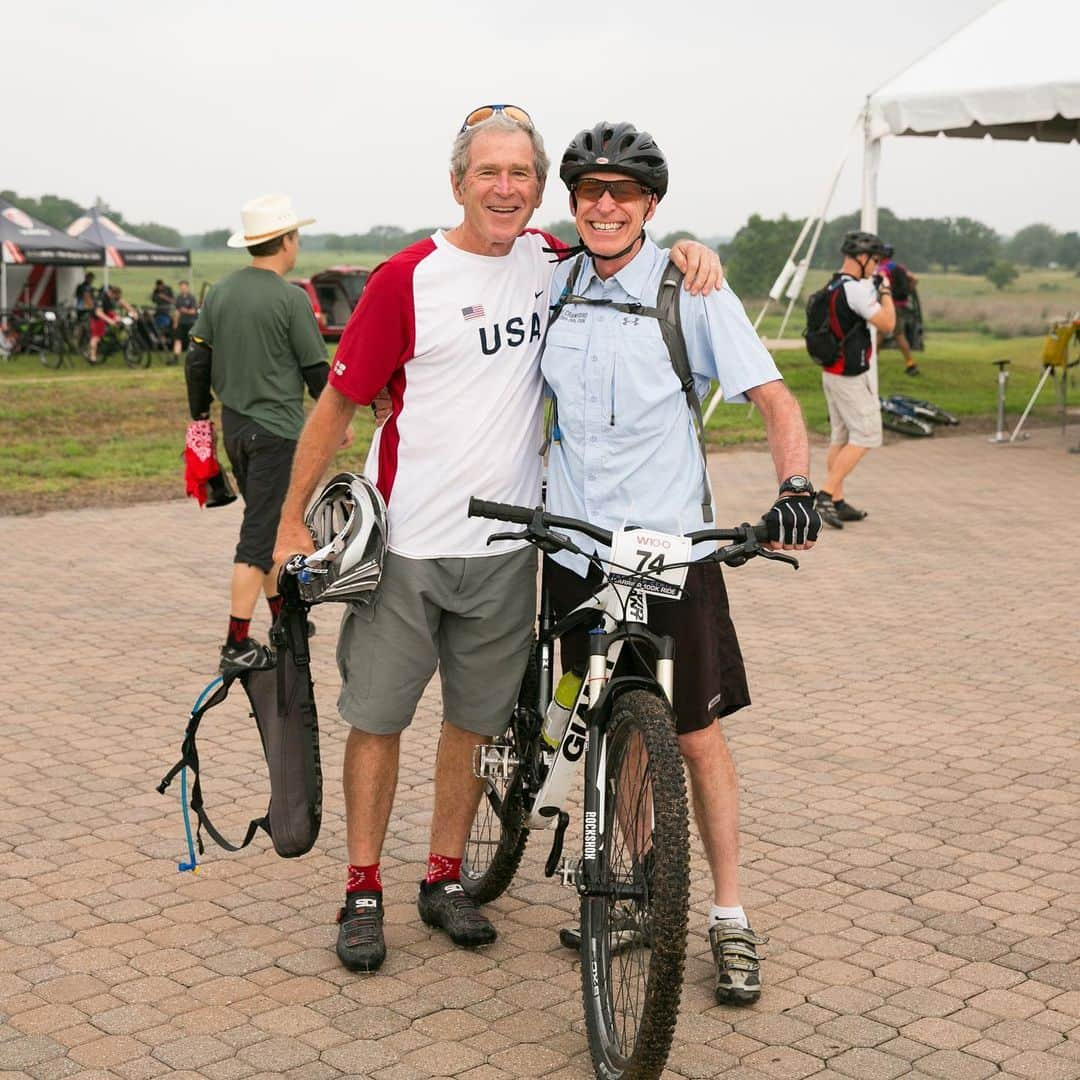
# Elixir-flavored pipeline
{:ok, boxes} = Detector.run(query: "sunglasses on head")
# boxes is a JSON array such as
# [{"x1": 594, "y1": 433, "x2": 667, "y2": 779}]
[
  {"x1": 459, "y1": 104, "x2": 533, "y2": 133},
  {"x1": 572, "y1": 178, "x2": 654, "y2": 204}
]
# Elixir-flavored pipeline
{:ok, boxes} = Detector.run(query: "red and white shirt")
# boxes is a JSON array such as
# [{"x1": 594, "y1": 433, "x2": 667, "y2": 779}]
[{"x1": 329, "y1": 229, "x2": 561, "y2": 558}]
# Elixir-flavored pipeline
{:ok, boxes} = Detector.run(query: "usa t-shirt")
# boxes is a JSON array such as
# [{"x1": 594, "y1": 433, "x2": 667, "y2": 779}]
[{"x1": 329, "y1": 229, "x2": 559, "y2": 559}]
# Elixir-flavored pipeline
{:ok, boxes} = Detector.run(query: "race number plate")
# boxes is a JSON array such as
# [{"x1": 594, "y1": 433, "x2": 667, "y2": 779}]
[{"x1": 609, "y1": 526, "x2": 691, "y2": 599}]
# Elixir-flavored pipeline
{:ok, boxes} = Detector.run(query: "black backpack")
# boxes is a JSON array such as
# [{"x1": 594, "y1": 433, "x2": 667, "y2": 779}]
[
  {"x1": 158, "y1": 576, "x2": 323, "y2": 859},
  {"x1": 803, "y1": 275, "x2": 872, "y2": 376},
  {"x1": 888, "y1": 263, "x2": 911, "y2": 303}
]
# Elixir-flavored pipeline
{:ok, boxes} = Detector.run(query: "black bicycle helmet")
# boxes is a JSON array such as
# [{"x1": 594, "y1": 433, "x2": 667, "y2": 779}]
[
  {"x1": 880, "y1": 241, "x2": 895, "y2": 258},
  {"x1": 559, "y1": 122, "x2": 669, "y2": 200},
  {"x1": 841, "y1": 230, "x2": 888, "y2": 257}
]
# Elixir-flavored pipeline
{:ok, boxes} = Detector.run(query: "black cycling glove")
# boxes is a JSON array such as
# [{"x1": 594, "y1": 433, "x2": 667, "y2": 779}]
[{"x1": 764, "y1": 494, "x2": 820, "y2": 545}]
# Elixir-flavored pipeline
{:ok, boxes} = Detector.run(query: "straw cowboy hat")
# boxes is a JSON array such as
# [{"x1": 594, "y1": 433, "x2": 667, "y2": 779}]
[{"x1": 227, "y1": 194, "x2": 315, "y2": 249}]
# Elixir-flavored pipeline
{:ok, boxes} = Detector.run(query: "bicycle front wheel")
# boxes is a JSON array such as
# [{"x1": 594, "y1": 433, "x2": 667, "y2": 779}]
[
  {"x1": 881, "y1": 410, "x2": 933, "y2": 437},
  {"x1": 461, "y1": 640, "x2": 538, "y2": 904},
  {"x1": 124, "y1": 335, "x2": 150, "y2": 369},
  {"x1": 581, "y1": 689, "x2": 689, "y2": 1080}
]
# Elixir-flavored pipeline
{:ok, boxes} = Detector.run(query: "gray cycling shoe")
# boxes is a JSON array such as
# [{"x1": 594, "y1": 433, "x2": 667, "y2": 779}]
[
  {"x1": 417, "y1": 880, "x2": 497, "y2": 947},
  {"x1": 710, "y1": 920, "x2": 767, "y2": 1006}
]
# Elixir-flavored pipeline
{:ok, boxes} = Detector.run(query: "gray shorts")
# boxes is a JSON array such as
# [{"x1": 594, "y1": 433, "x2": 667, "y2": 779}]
[
  {"x1": 822, "y1": 370, "x2": 883, "y2": 448},
  {"x1": 336, "y1": 546, "x2": 537, "y2": 737}
]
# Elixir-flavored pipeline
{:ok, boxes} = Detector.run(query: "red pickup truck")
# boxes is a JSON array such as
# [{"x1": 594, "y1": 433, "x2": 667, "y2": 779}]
[{"x1": 291, "y1": 266, "x2": 370, "y2": 340}]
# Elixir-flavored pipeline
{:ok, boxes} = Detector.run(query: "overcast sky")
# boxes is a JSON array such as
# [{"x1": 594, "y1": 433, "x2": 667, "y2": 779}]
[{"x1": 7, "y1": 0, "x2": 1076, "y2": 240}]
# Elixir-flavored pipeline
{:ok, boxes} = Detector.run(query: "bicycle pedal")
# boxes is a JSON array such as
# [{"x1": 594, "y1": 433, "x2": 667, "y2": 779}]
[
  {"x1": 556, "y1": 859, "x2": 581, "y2": 889},
  {"x1": 472, "y1": 742, "x2": 518, "y2": 782}
]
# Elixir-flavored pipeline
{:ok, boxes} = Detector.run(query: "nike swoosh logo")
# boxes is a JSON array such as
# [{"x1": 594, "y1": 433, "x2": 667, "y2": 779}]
[{"x1": 534, "y1": 290, "x2": 544, "y2": 298}]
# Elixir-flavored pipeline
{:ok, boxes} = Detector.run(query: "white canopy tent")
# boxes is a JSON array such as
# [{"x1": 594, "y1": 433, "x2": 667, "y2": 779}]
[
  {"x1": 705, "y1": 0, "x2": 1080, "y2": 425},
  {"x1": 861, "y1": 0, "x2": 1080, "y2": 231}
]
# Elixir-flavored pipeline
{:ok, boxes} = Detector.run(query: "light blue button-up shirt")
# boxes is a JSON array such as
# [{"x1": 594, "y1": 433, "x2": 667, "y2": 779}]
[{"x1": 542, "y1": 237, "x2": 782, "y2": 577}]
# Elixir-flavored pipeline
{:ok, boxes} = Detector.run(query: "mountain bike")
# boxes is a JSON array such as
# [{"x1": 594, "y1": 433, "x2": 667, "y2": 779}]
[
  {"x1": 86, "y1": 315, "x2": 148, "y2": 368},
  {"x1": 0, "y1": 307, "x2": 69, "y2": 367},
  {"x1": 880, "y1": 395, "x2": 934, "y2": 436},
  {"x1": 462, "y1": 498, "x2": 797, "y2": 1080},
  {"x1": 886, "y1": 394, "x2": 959, "y2": 427}
]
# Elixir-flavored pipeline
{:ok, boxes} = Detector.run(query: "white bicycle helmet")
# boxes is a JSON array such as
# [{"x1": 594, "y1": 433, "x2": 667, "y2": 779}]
[{"x1": 301, "y1": 473, "x2": 388, "y2": 604}]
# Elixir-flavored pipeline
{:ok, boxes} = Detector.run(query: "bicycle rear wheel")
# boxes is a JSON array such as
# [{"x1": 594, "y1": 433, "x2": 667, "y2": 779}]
[
  {"x1": 461, "y1": 640, "x2": 538, "y2": 904},
  {"x1": 881, "y1": 409, "x2": 933, "y2": 437},
  {"x1": 581, "y1": 689, "x2": 689, "y2": 1080}
]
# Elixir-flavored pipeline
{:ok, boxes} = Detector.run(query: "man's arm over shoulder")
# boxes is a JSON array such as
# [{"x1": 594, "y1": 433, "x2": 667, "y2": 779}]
[{"x1": 328, "y1": 254, "x2": 420, "y2": 406}]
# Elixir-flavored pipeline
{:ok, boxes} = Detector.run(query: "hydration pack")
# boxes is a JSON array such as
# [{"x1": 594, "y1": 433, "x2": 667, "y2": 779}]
[
  {"x1": 158, "y1": 576, "x2": 322, "y2": 859},
  {"x1": 804, "y1": 274, "x2": 871, "y2": 376}
]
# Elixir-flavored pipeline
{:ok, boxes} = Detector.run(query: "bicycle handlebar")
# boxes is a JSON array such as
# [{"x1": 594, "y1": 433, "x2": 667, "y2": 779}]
[{"x1": 467, "y1": 497, "x2": 790, "y2": 569}]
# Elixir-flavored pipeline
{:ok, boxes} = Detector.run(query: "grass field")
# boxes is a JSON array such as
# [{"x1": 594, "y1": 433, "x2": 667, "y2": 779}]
[{"x1": 2, "y1": 265, "x2": 1077, "y2": 514}]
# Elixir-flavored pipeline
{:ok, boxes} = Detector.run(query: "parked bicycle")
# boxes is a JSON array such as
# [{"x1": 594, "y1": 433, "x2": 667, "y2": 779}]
[
  {"x1": 880, "y1": 394, "x2": 959, "y2": 437},
  {"x1": 0, "y1": 306, "x2": 69, "y2": 367},
  {"x1": 463, "y1": 497, "x2": 796, "y2": 1080}
]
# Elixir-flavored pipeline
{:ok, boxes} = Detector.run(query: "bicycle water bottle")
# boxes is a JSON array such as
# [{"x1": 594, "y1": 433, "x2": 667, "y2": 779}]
[{"x1": 541, "y1": 669, "x2": 584, "y2": 750}]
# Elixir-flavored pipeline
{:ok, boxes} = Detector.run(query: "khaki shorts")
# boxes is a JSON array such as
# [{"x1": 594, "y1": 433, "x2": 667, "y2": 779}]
[
  {"x1": 336, "y1": 547, "x2": 537, "y2": 737},
  {"x1": 822, "y1": 370, "x2": 883, "y2": 448}
]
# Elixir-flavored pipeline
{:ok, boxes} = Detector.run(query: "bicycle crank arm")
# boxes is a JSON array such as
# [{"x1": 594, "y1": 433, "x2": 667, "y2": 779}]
[{"x1": 544, "y1": 811, "x2": 571, "y2": 877}]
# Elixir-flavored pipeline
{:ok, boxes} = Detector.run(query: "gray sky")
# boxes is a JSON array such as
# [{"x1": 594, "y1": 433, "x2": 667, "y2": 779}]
[{"x1": 7, "y1": 0, "x2": 1076, "y2": 239}]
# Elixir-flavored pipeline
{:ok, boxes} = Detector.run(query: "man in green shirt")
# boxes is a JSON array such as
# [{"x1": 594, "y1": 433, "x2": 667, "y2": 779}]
[{"x1": 186, "y1": 194, "x2": 334, "y2": 674}]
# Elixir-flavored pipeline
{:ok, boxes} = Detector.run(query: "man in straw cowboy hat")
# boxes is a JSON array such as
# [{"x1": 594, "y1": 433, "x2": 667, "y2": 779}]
[
  {"x1": 186, "y1": 193, "x2": 341, "y2": 675},
  {"x1": 272, "y1": 105, "x2": 721, "y2": 973}
]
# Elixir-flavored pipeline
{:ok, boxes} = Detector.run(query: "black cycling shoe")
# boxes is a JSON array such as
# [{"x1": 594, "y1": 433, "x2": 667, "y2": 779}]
[
  {"x1": 336, "y1": 891, "x2": 386, "y2": 972},
  {"x1": 558, "y1": 911, "x2": 652, "y2": 954},
  {"x1": 417, "y1": 879, "x2": 497, "y2": 947},
  {"x1": 710, "y1": 920, "x2": 767, "y2": 1006},
  {"x1": 904, "y1": 364, "x2": 921, "y2": 377},
  {"x1": 834, "y1": 499, "x2": 868, "y2": 522},
  {"x1": 218, "y1": 637, "x2": 275, "y2": 674},
  {"x1": 814, "y1": 493, "x2": 844, "y2": 530}
]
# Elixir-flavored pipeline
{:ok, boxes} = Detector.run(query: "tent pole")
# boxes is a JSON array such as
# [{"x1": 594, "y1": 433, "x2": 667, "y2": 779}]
[
  {"x1": 860, "y1": 104, "x2": 881, "y2": 233},
  {"x1": 1, "y1": 260, "x2": 6, "y2": 313}
]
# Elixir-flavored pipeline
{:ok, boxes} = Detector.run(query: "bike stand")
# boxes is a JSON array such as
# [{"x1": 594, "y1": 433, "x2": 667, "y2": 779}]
[
  {"x1": 1010, "y1": 362, "x2": 1071, "y2": 443},
  {"x1": 989, "y1": 359, "x2": 1023, "y2": 444}
]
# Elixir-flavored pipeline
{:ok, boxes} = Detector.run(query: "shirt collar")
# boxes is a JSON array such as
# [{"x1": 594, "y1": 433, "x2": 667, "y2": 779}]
[{"x1": 577, "y1": 235, "x2": 663, "y2": 302}]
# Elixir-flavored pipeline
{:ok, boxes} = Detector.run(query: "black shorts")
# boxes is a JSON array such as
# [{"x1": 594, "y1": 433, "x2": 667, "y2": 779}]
[
  {"x1": 175, "y1": 318, "x2": 197, "y2": 349},
  {"x1": 222, "y1": 407, "x2": 296, "y2": 572},
  {"x1": 545, "y1": 556, "x2": 751, "y2": 735}
]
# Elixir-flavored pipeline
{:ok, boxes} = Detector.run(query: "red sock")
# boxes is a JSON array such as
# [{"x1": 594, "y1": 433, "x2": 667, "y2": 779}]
[
  {"x1": 267, "y1": 595, "x2": 283, "y2": 621},
  {"x1": 347, "y1": 863, "x2": 382, "y2": 894},
  {"x1": 227, "y1": 616, "x2": 250, "y2": 645},
  {"x1": 426, "y1": 853, "x2": 462, "y2": 885}
]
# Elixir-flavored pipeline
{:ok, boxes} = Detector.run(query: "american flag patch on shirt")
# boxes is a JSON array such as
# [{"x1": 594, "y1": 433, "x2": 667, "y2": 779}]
[{"x1": 461, "y1": 304, "x2": 485, "y2": 321}]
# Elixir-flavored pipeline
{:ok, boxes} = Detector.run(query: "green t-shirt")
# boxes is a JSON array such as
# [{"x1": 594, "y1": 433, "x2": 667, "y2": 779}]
[{"x1": 192, "y1": 266, "x2": 327, "y2": 440}]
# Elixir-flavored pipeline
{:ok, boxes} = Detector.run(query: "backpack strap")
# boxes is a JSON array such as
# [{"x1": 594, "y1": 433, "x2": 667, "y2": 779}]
[
  {"x1": 542, "y1": 256, "x2": 714, "y2": 522},
  {"x1": 655, "y1": 262, "x2": 713, "y2": 523},
  {"x1": 157, "y1": 671, "x2": 270, "y2": 855},
  {"x1": 541, "y1": 254, "x2": 586, "y2": 456}
]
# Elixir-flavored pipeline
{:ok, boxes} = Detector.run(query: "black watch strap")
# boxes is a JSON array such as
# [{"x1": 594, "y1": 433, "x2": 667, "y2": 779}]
[{"x1": 779, "y1": 475, "x2": 814, "y2": 498}]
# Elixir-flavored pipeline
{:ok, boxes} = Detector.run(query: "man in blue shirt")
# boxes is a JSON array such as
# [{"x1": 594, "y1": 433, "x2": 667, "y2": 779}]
[{"x1": 543, "y1": 122, "x2": 820, "y2": 1006}]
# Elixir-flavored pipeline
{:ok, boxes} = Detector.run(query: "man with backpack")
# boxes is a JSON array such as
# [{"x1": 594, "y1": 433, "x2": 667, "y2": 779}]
[
  {"x1": 879, "y1": 244, "x2": 921, "y2": 376},
  {"x1": 543, "y1": 122, "x2": 820, "y2": 1006},
  {"x1": 803, "y1": 231, "x2": 895, "y2": 528}
]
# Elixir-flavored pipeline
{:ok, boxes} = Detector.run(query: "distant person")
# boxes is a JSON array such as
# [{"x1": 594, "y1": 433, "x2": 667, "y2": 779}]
[
  {"x1": 87, "y1": 284, "x2": 122, "y2": 363},
  {"x1": 879, "y1": 244, "x2": 921, "y2": 376},
  {"x1": 151, "y1": 279, "x2": 175, "y2": 337},
  {"x1": 74, "y1": 272, "x2": 96, "y2": 312},
  {"x1": 812, "y1": 231, "x2": 895, "y2": 528},
  {"x1": 172, "y1": 280, "x2": 198, "y2": 365},
  {"x1": 185, "y1": 194, "x2": 334, "y2": 675}
]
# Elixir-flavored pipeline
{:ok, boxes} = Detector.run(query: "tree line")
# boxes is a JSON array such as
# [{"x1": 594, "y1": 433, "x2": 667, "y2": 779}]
[
  {"x1": 2, "y1": 191, "x2": 185, "y2": 250},
  {"x1": 720, "y1": 209, "x2": 1080, "y2": 296}
]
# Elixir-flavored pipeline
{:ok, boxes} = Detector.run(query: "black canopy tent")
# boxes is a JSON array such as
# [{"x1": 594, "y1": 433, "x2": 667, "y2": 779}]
[
  {"x1": 0, "y1": 197, "x2": 102, "y2": 311},
  {"x1": 66, "y1": 206, "x2": 190, "y2": 285}
]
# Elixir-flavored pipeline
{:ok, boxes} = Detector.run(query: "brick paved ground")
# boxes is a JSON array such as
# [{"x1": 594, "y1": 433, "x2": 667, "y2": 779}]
[{"x1": 2, "y1": 425, "x2": 1079, "y2": 1080}]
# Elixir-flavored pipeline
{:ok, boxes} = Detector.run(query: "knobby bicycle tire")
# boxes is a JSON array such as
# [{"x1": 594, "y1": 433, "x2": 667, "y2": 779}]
[
  {"x1": 125, "y1": 336, "x2": 150, "y2": 369},
  {"x1": 581, "y1": 689, "x2": 689, "y2": 1080},
  {"x1": 461, "y1": 639, "x2": 538, "y2": 904},
  {"x1": 881, "y1": 410, "x2": 933, "y2": 437}
]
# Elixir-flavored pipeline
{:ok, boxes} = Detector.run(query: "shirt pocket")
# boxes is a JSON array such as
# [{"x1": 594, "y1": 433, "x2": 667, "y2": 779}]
[{"x1": 542, "y1": 320, "x2": 591, "y2": 431}]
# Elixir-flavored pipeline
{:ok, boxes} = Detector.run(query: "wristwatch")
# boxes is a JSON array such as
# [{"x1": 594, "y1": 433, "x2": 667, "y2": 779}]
[{"x1": 779, "y1": 475, "x2": 814, "y2": 498}]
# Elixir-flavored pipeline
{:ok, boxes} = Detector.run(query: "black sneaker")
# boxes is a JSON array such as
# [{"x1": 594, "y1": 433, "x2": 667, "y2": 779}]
[
  {"x1": 336, "y1": 891, "x2": 386, "y2": 972},
  {"x1": 710, "y1": 920, "x2": 767, "y2": 1006},
  {"x1": 218, "y1": 637, "x2": 275, "y2": 674},
  {"x1": 904, "y1": 364, "x2": 921, "y2": 377},
  {"x1": 834, "y1": 499, "x2": 868, "y2": 522},
  {"x1": 814, "y1": 493, "x2": 844, "y2": 530},
  {"x1": 417, "y1": 879, "x2": 497, "y2": 947}
]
